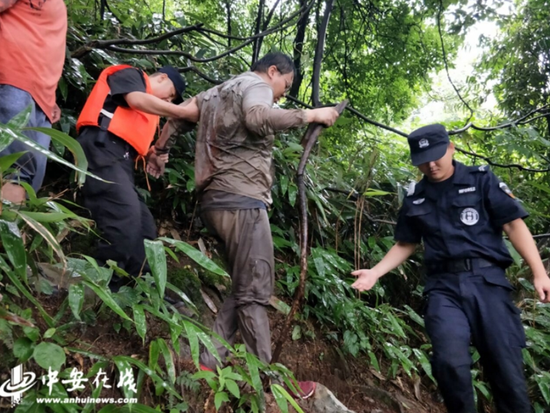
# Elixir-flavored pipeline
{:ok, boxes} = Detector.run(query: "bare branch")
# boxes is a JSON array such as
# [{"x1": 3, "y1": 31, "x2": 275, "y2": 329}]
[
  {"x1": 105, "y1": 40, "x2": 253, "y2": 62},
  {"x1": 449, "y1": 104, "x2": 550, "y2": 134},
  {"x1": 197, "y1": 0, "x2": 316, "y2": 41},
  {"x1": 437, "y1": 0, "x2": 474, "y2": 123},
  {"x1": 272, "y1": 100, "x2": 348, "y2": 364},
  {"x1": 252, "y1": 0, "x2": 265, "y2": 64},
  {"x1": 311, "y1": 0, "x2": 334, "y2": 107},
  {"x1": 71, "y1": 24, "x2": 204, "y2": 58},
  {"x1": 257, "y1": 0, "x2": 282, "y2": 60},
  {"x1": 289, "y1": 0, "x2": 310, "y2": 98},
  {"x1": 178, "y1": 66, "x2": 223, "y2": 84},
  {"x1": 454, "y1": 147, "x2": 550, "y2": 172}
]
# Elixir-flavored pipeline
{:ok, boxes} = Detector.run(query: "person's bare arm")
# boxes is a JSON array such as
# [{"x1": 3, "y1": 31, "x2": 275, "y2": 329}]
[
  {"x1": 125, "y1": 92, "x2": 199, "y2": 121},
  {"x1": 351, "y1": 241, "x2": 417, "y2": 292},
  {"x1": 503, "y1": 218, "x2": 550, "y2": 303},
  {"x1": 0, "y1": 0, "x2": 19, "y2": 13}
]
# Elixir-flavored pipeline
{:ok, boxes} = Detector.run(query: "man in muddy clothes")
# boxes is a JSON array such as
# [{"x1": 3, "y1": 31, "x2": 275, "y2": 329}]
[{"x1": 153, "y1": 52, "x2": 339, "y2": 398}]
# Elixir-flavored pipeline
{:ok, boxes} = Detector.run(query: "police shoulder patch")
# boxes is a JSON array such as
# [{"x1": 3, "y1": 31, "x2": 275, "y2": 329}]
[{"x1": 499, "y1": 181, "x2": 515, "y2": 198}]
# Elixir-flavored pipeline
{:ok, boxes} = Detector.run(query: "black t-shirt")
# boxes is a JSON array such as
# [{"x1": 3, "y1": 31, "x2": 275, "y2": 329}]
[{"x1": 104, "y1": 68, "x2": 147, "y2": 112}]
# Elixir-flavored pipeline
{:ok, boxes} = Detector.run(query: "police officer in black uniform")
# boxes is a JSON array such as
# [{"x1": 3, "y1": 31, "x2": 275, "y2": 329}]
[{"x1": 351, "y1": 124, "x2": 550, "y2": 413}]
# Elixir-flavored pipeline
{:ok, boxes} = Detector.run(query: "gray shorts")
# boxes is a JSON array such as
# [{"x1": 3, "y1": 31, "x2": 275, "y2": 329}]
[{"x1": 0, "y1": 84, "x2": 51, "y2": 192}]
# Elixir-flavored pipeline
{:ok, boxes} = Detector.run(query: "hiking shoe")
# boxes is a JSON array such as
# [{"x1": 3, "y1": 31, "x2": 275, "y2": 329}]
[{"x1": 284, "y1": 380, "x2": 316, "y2": 399}]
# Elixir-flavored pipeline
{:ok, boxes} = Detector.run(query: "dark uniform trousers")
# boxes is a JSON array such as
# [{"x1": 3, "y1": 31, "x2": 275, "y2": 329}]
[
  {"x1": 199, "y1": 208, "x2": 274, "y2": 369},
  {"x1": 424, "y1": 263, "x2": 530, "y2": 413},
  {"x1": 78, "y1": 128, "x2": 156, "y2": 287}
]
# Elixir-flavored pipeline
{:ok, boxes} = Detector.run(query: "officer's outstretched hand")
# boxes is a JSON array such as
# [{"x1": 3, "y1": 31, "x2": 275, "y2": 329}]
[
  {"x1": 534, "y1": 274, "x2": 550, "y2": 303},
  {"x1": 351, "y1": 269, "x2": 380, "y2": 292}
]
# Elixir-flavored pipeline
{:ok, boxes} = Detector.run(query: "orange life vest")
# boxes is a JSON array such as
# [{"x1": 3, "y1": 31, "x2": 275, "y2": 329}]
[{"x1": 76, "y1": 65, "x2": 159, "y2": 156}]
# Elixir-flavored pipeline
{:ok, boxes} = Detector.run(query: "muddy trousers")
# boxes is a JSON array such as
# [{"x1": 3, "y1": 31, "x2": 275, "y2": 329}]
[
  {"x1": 424, "y1": 268, "x2": 530, "y2": 413},
  {"x1": 199, "y1": 208, "x2": 274, "y2": 369}
]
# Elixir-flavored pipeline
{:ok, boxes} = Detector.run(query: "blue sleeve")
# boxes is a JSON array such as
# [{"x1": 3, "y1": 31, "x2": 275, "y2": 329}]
[
  {"x1": 394, "y1": 202, "x2": 422, "y2": 244},
  {"x1": 484, "y1": 171, "x2": 528, "y2": 227}
]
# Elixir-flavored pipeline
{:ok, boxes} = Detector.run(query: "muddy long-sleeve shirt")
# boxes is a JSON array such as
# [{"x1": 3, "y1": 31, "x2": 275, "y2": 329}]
[{"x1": 193, "y1": 71, "x2": 308, "y2": 206}]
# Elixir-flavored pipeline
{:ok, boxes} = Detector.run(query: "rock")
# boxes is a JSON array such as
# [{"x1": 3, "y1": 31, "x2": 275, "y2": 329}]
[{"x1": 307, "y1": 383, "x2": 356, "y2": 413}]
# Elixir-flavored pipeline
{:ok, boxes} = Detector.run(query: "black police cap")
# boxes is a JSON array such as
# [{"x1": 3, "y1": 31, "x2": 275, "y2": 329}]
[
  {"x1": 408, "y1": 124, "x2": 450, "y2": 166},
  {"x1": 158, "y1": 66, "x2": 186, "y2": 104}
]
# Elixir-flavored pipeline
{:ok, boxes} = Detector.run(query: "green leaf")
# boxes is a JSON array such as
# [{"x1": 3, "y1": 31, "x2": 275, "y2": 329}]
[
  {"x1": 225, "y1": 379, "x2": 240, "y2": 399},
  {"x1": 68, "y1": 283, "x2": 84, "y2": 321},
  {"x1": 144, "y1": 239, "x2": 167, "y2": 297},
  {"x1": 363, "y1": 189, "x2": 392, "y2": 197},
  {"x1": 33, "y1": 342, "x2": 66, "y2": 371},
  {"x1": 0, "y1": 220, "x2": 27, "y2": 278},
  {"x1": 0, "y1": 152, "x2": 25, "y2": 173},
  {"x1": 132, "y1": 304, "x2": 147, "y2": 341},
  {"x1": 288, "y1": 183, "x2": 297, "y2": 207},
  {"x1": 2, "y1": 259, "x2": 54, "y2": 327},
  {"x1": 271, "y1": 384, "x2": 305, "y2": 413},
  {"x1": 214, "y1": 391, "x2": 230, "y2": 410},
  {"x1": 245, "y1": 353, "x2": 263, "y2": 394},
  {"x1": 157, "y1": 338, "x2": 176, "y2": 384},
  {"x1": 82, "y1": 279, "x2": 133, "y2": 322},
  {"x1": 184, "y1": 320, "x2": 200, "y2": 367},
  {"x1": 28, "y1": 127, "x2": 90, "y2": 186},
  {"x1": 0, "y1": 123, "x2": 105, "y2": 187},
  {"x1": 148, "y1": 339, "x2": 160, "y2": 371},
  {"x1": 166, "y1": 282, "x2": 197, "y2": 311},
  {"x1": 159, "y1": 237, "x2": 229, "y2": 277},
  {"x1": 291, "y1": 325, "x2": 302, "y2": 341},
  {"x1": 13, "y1": 337, "x2": 34, "y2": 362},
  {"x1": 16, "y1": 211, "x2": 65, "y2": 260},
  {"x1": 43, "y1": 328, "x2": 56, "y2": 339},
  {"x1": 16, "y1": 211, "x2": 70, "y2": 223},
  {"x1": 7, "y1": 105, "x2": 32, "y2": 129}
]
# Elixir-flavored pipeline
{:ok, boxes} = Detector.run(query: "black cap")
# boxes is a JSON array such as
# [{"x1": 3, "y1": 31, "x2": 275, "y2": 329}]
[
  {"x1": 408, "y1": 124, "x2": 450, "y2": 166},
  {"x1": 158, "y1": 66, "x2": 186, "y2": 104}
]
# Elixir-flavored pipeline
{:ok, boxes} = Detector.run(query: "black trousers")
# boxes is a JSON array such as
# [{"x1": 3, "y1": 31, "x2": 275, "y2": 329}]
[
  {"x1": 78, "y1": 128, "x2": 156, "y2": 287},
  {"x1": 424, "y1": 265, "x2": 530, "y2": 413}
]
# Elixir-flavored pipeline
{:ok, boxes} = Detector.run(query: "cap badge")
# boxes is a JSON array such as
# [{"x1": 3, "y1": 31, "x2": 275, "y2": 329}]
[{"x1": 419, "y1": 138, "x2": 429, "y2": 148}]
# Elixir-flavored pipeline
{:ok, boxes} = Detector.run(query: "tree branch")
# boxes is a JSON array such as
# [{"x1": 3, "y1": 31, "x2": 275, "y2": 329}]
[
  {"x1": 311, "y1": 0, "x2": 334, "y2": 107},
  {"x1": 289, "y1": 0, "x2": 310, "y2": 98},
  {"x1": 437, "y1": 0, "x2": 474, "y2": 123},
  {"x1": 271, "y1": 100, "x2": 348, "y2": 364},
  {"x1": 256, "y1": 0, "x2": 282, "y2": 60},
  {"x1": 252, "y1": 0, "x2": 265, "y2": 64},
  {"x1": 454, "y1": 147, "x2": 550, "y2": 172},
  {"x1": 104, "y1": 41, "x2": 253, "y2": 62},
  {"x1": 178, "y1": 66, "x2": 223, "y2": 84},
  {"x1": 197, "y1": 0, "x2": 315, "y2": 41}
]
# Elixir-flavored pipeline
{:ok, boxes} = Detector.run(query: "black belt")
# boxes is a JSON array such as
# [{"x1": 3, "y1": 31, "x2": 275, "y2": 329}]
[{"x1": 427, "y1": 258, "x2": 497, "y2": 275}]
